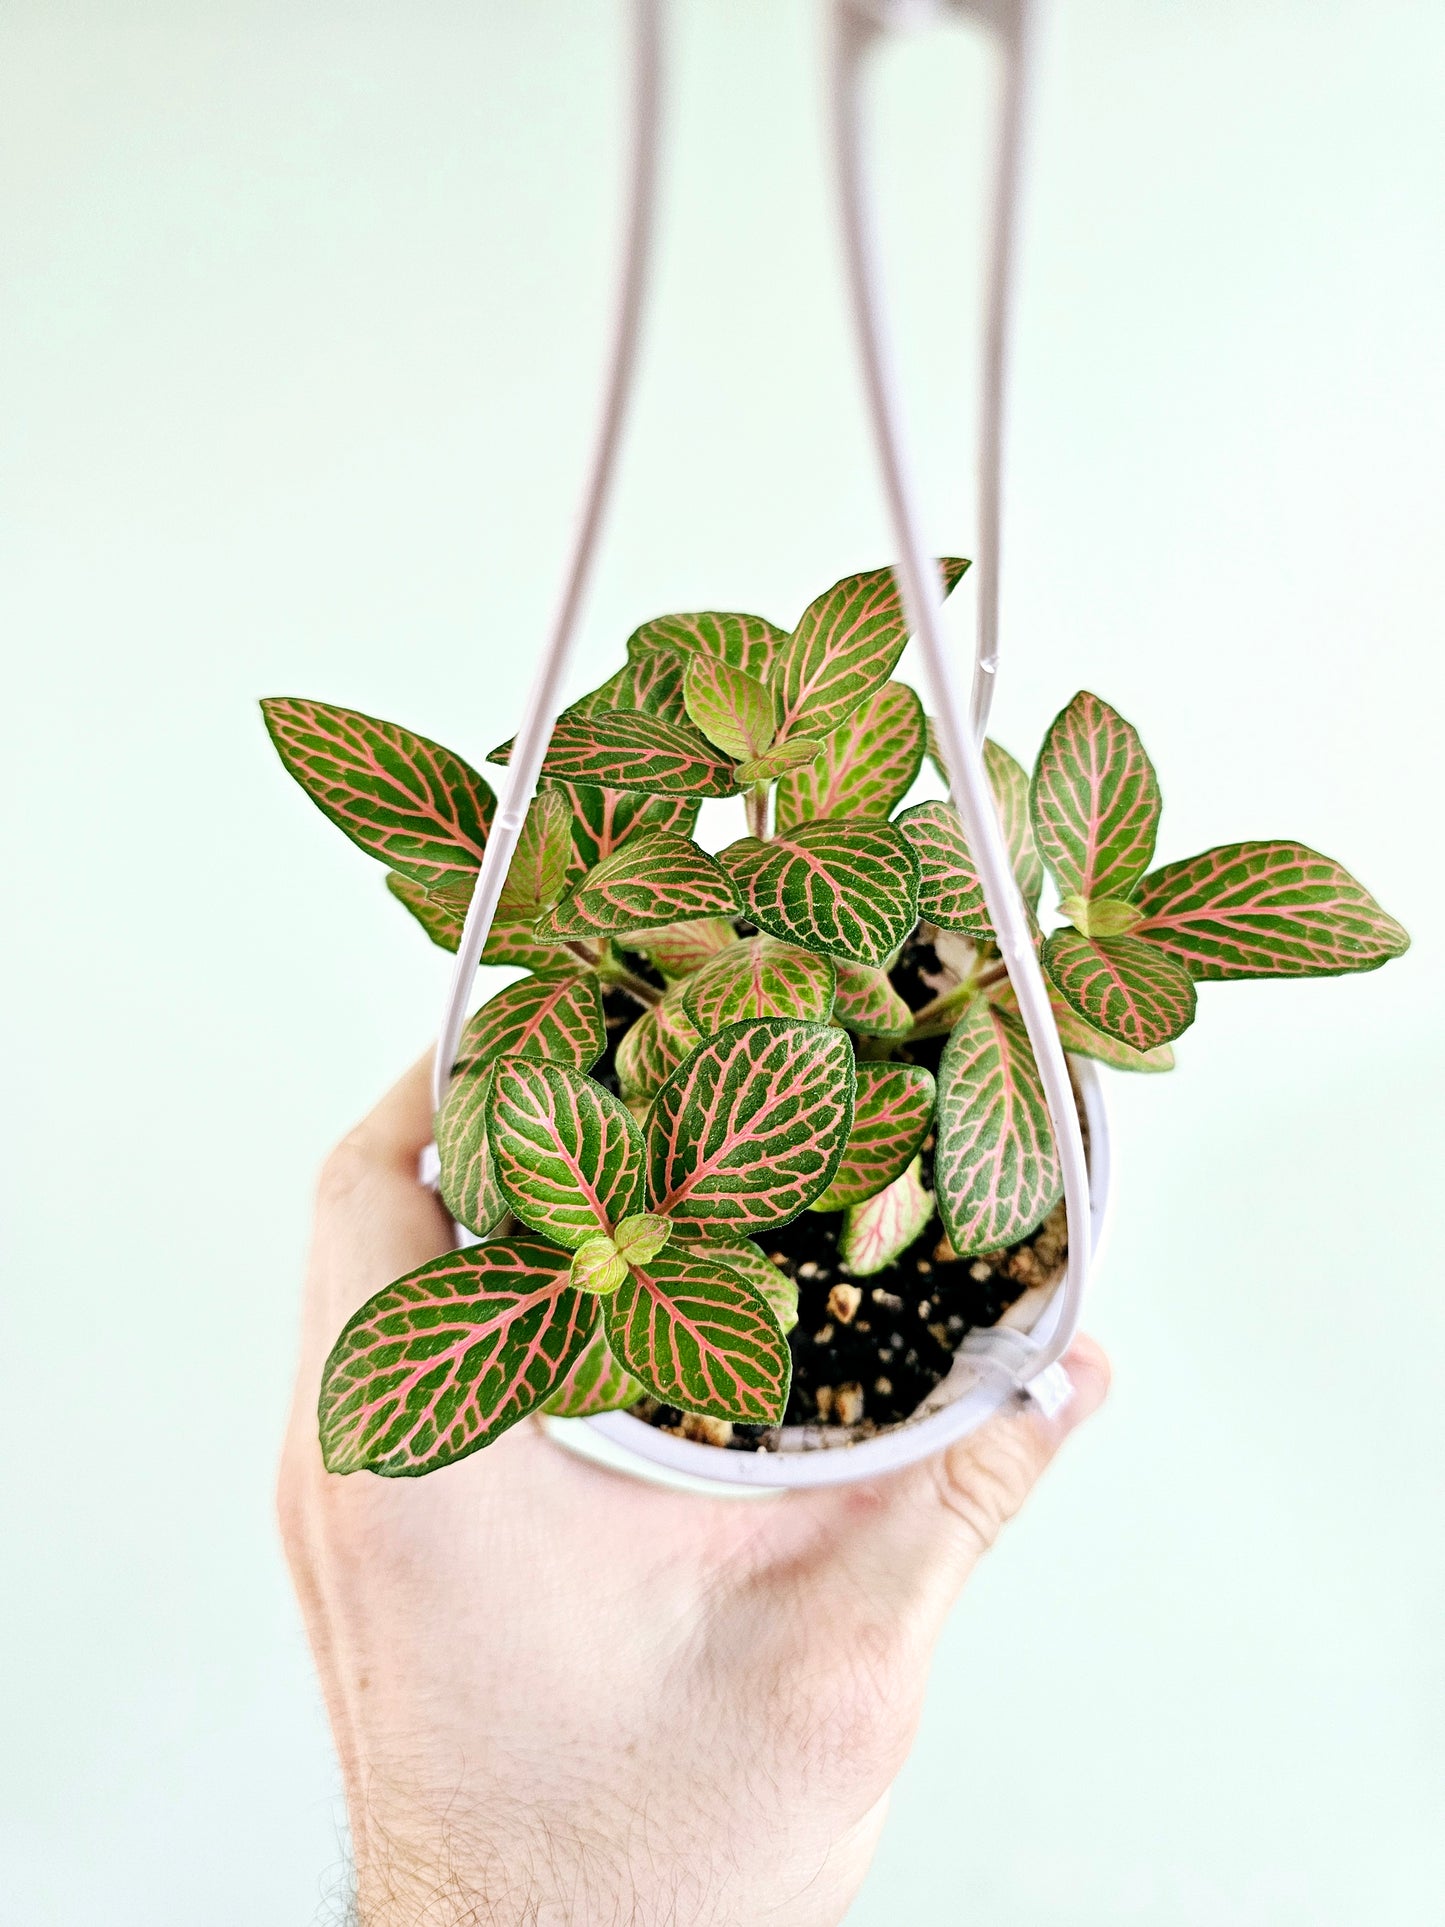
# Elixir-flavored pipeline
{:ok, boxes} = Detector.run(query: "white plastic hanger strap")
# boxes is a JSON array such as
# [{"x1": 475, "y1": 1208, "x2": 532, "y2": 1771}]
[
  {"x1": 431, "y1": 0, "x2": 664, "y2": 1113},
  {"x1": 829, "y1": 0, "x2": 1091, "y2": 1391}
]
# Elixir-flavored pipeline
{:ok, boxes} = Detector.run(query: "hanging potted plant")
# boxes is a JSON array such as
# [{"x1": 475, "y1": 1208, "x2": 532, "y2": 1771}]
[{"x1": 263, "y1": 559, "x2": 1408, "y2": 1488}]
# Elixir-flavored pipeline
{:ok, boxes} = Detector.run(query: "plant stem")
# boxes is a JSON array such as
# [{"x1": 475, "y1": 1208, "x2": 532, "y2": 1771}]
[
  {"x1": 602, "y1": 965, "x2": 662, "y2": 1009},
  {"x1": 744, "y1": 779, "x2": 771, "y2": 841},
  {"x1": 565, "y1": 939, "x2": 602, "y2": 967}
]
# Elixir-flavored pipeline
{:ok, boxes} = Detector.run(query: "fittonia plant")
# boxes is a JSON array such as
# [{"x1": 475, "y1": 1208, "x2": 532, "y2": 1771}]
[{"x1": 263, "y1": 561, "x2": 1409, "y2": 1475}]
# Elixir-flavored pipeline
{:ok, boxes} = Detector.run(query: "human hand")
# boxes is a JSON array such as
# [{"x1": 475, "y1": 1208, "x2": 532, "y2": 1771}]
[{"x1": 279, "y1": 1055, "x2": 1109, "y2": 1927}]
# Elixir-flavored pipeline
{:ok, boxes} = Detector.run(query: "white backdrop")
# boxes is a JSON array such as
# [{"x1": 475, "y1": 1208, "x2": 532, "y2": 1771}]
[{"x1": 3, "y1": 3, "x2": 1441, "y2": 1921}]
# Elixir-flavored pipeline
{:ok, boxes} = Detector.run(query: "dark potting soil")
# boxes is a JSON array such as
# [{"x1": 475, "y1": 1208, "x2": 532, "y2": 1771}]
[{"x1": 603, "y1": 933, "x2": 1082, "y2": 1454}]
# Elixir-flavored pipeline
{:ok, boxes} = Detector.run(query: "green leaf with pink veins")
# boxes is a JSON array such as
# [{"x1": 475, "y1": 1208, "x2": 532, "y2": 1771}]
[
  {"x1": 916, "y1": 731, "x2": 1044, "y2": 914},
  {"x1": 774, "y1": 680, "x2": 925, "y2": 830},
  {"x1": 646, "y1": 1019, "x2": 855, "y2": 1236},
  {"x1": 682, "y1": 655, "x2": 777, "y2": 763},
  {"x1": 771, "y1": 559, "x2": 969, "y2": 743},
  {"x1": 318, "y1": 1238, "x2": 595, "y2": 1475},
  {"x1": 1030, "y1": 690, "x2": 1161, "y2": 904},
  {"x1": 615, "y1": 981, "x2": 703, "y2": 1102},
  {"x1": 719, "y1": 817, "x2": 920, "y2": 967},
  {"x1": 540, "y1": 1325, "x2": 645, "y2": 1417},
  {"x1": 627, "y1": 917, "x2": 739, "y2": 980},
  {"x1": 537, "y1": 832, "x2": 741, "y2": 942},
  {"x1": 435, "y1": 1064, "x2": 509, "y2": 1239},
  {"x1": 602, "y1": 1248, "x2": 793, "y2": 1424},
  {"x1": 809, "y1": 1062, "x2": 936, "y2": 1212},
  {"x1": 489, "y1": 646, "x2": 691, "y2": 764},
  {"x1": 262, "y1": 697, "x2": 495, "y2": 890},
  {"x1": 933, "y1": 996, "x2": 1062, "y2": 1257},
  {"x1": 488, "y1": 1060, "x2": 647, "y2": 1250},
  {"x1": 453, "y1": 970, "x2": 607, "y2": 1077},
  {"x1": 1129, "y1": 840, "x2": 1410, "y2": 980},
  {"x1": 493, "y1": 709, "x2": 737, "y2": 799},
  {"x1": 385, "y1": 870, "x2": 562, "y2": 971},
  {"x1": 551, "y1": 783, "x2": 700, "y2": 873},
  {"x1": 840, "y1": 1157, "x2": 934, "y2": 1277},
  {"x1": 896, "y1": 798, "x2": 991, "y2": 935},
  {"x1": 986, "y1": 976, "x2": 1175, "y2": 1073},
  {"x1": 627, "y1": 609, "x2": 790, "y2": 683},
  {"x1": 831, "y1": 958, "x2": 913, "y2": 1038},
  {"x1": 667, "y1": 1229, "x2": 801, "y2": 1334},
  {"x1": 680, "y1": 935, "x2": 837, "y2": 1031},
  {"x1": 1041, "y1": 926, "x2": 1197, "y2": 1052}
]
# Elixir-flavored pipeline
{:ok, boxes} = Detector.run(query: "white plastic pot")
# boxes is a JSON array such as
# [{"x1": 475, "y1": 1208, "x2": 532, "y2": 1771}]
[{"x1": 545, "y1": 1057, "x2": 1110, "y2": 1493}]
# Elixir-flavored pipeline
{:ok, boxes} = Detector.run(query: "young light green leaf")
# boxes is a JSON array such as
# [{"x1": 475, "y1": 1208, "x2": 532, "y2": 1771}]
[
  {"x1": 435, "y1": 1064, "x2": 508, "y2": 1238},
  {"x1": 488, "y1": 1060, "x2": 646, "y2": 1249},
  {"x1": 499, "y1": 711, "x2": 736, "y2": 798},
  {"x1": 986, "y1": 976, "x2": 1175, "y2": 1073},
  {"x1": 809, "y1": 1062, "x2": 935, "y2": 1211},
  {"x1": 538, "y1": 832, "x2": 741, "y2": 942},
  {"x1": 682, "y1": 655, "x2": 776, "y2": 763},
  {"x1": 262, "y1": 697, "x2": 493, "y2": 889},
  {"x1": 1042, "y1": 927, "x2": 1197, "y2": 1052},
  {"x1": 647, "y1": 1019, "x2": 855, "y2": 1235},
  {"x1": 603, "y1": 1249, "x2": 792, "y2": 1424},
  {"x1": 831, "y1": 959, "x2": 913, "y2": 1038},
  {"x1": 569, "y1": 1237, "x2": 629, "y2": 1296},
  {"x1": 627, "y1": 609, "x2": 790, "y2": 682},
  {"x1": 615, "y1": 982, "x2": 702, "y2": 1101},
  {"x1": 719, "y1": 818, "x2": 920, "y2": 967},
  {"x1": 614, "y1": 1214, "x2": 672, "y2": 1263},
  {"x1": 1058, "y1": 894, "x2": 1142, "y2": 938},
  {"x1": 319, "y1": 1238, "x2": 593, "y2": 1475},
  {"x1": 668, "y1": 1231, "x2": 800, "y2": 1334},
  {"x1": 1130, "y1": 841, "x2": 1411, "y2": 980},
  {"x1": 733, "y1": 739, "x2": 825, "y2": 784},
  {"x1": 839, "y1": 1156, "x2": 934, "y2": 1277},
  {"x1": 896, "y1": 800, "x2": 990, "y2": 934},
  {"x1": 934, "y1": 997, "x2": 1062, "y2": 1256},
  {"x1": 628, "y1": 918, "x2": 739, "y2": 980},
  {"x1": 773, "y1": 680, "x2": 925, "y2": 830},
  {"x1": 454, "y1": 970, "x2": 607, "y2": 1077},
  {"x1": 680, "y1": 936, "x2": 837, "y2": 1032},
  {"x1": 540, "y1": 1325, "x2": 644, "y2": 1417},
  {"x1": 772, "y1": 559, "x2": 969, "y2": 742},
  {"x1": 1030, "y1": 691, "x2": 1161, "y2": 903}
]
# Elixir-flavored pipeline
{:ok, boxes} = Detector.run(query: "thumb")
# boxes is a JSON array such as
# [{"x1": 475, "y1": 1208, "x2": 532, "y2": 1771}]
[{"x1": 805, "y1": 1335, "x2": 1111, "y2": 1635}]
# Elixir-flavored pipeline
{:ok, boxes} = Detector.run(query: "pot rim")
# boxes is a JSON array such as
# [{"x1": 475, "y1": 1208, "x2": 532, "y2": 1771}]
[{"x1": 549, "y1": 1055, "x2": 1112, "y2": 1491}]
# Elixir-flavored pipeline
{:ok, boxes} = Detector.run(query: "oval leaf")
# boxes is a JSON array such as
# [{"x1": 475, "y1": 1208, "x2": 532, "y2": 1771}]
[
  {"x1": 646, "y1": 1019, "x2": 855, "y2": 1234},
  {"x1": 489, "y1": 1061, "x2": 646, "y2": 1249},
  {"x1": 719, "y1": 817, "x2": 919, "y2": 967},
  {"x1": 603, "y1": 1249, "x2": 792, "y2": 1424},
  {"x1": 681, "y1": 935, "x2": 837, "y2": 1032},
  {"x1": 262, "y1": 697, "x2": 493, "y2": 888},
  {"x1": 896, "y1": 799, "x2": 990, "y2": 934},
  {"x1": 1030, "y1": 690, "x2": 1161, "y2": 902},
  {"x1": 539, "y1": 832, "x2": 741, "y2": 941},
  {"x1": 774, "y1": 680, "x2": 925, "y2": 830},
  {"x1": 454, "y1": 970, "x2": 606, "y2": 1077},
  {"x1": 385, "y1": 871, "x2": 563, "y2": 971},
  {"x1": 628, "y1": 609, "x2": 789, "y2": 682},
  {"x1": 831, "y1": 958, "x2": 913, "y2": 1038},
  {"x1": 682, "y1": 655, "x2": 776, "y2": 763},
  {"x1": 435, "y1": 1064, "x2": 508, "y2": 1238},
  {"x1": 615, "y1": 985, "x2": 703, "y2": 1102},
  {"x1": 1042, "y1": 927, "x2": 1197, "y2": 1051},
  {"x1": 667, "y1": 1232, "x2": 800, "y2": 1334},
  {"x1": 540, "y1": 1325, "x2": 644, "y2": 1417},
  {"x1": 517, "y1": 711, "x2": 736, "y2": 798},
  {"x1": 918, "y1": 731, "x2": 1045, "y2": 911},
  {"x1": 772, "y1": 559, "x2": 968, "y2": 742},
  {"x1": 629, "y1": 917, "x2": 739, "y2": 980},
  {"x1": 1130, "y1": 840, "x2": 1411, "y2": 980},
  {"x1": 840, "y1": 1156, "x2": 934, "y2": 1276},
  {"x1": 986, "y1": 976, "x2": 1175, "y2": 1073},
  {"x1": 934, "y1": 997, "x2": 1062, "y2": 1256},
  {"x1": 319, "y1": 1238, "x2": 593, "y2": 1475},
  {"x1": 809, "y1": 1062, "x2": 936, "y2": 1211}
]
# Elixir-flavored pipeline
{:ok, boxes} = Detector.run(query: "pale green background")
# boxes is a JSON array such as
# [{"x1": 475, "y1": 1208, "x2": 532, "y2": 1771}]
[{"x1": 3, "y1": 2, "x2": 1441, "y2": 1921}]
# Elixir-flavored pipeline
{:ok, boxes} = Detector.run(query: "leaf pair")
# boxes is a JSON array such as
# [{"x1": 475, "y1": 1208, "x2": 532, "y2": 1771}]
[
  {"x1": 320, "y1": 1020, "x2": 856, "y2": 1474},
  {"x1": 1030, "y1": 693, "x2": 1409, "y2": 1051}
]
